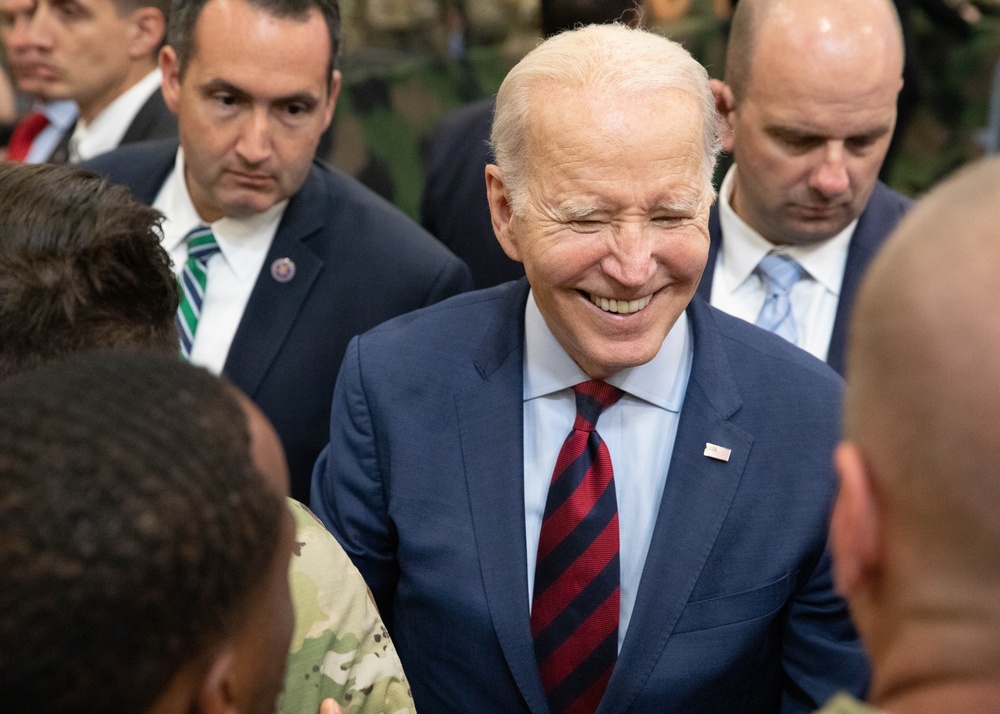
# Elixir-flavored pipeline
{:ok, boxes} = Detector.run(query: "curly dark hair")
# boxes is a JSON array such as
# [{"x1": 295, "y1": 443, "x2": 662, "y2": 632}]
[
  {"x1": 0, "y1": 163, "x2": 179, "y2": 380},
  {"x1": 0, "y1": 351, "x2": 285, "y2": 714}
]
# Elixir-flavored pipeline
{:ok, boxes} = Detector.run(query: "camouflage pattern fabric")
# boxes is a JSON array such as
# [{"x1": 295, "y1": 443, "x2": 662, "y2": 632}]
[
  {"x1": 280, "y1": 500, "x2": 415, "y2": 714},
  {"x1": 814, "y1": 694, "x2": 885, "y2": 714}
]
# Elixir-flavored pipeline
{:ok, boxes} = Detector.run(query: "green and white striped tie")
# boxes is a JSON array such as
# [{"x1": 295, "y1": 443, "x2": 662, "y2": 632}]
[{"x1": 176, "y1": 225, "x2": 220, "y2": 360}]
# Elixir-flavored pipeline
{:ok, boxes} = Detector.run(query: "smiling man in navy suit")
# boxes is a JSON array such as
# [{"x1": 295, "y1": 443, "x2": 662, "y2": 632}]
[
  {"x1": 312, "y1": 23, "x2": 867, "y2": 714},
  {"x1": 84, "y1": 0, "x2": 471, "y2": 502},
  {"x1": 701, "y1": 0, "x2": 912, "y2": 375}
]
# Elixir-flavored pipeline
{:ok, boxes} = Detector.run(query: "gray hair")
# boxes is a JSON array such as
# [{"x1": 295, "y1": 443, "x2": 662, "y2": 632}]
[{"x1": 490, "y1": 23, "x2": 720, "y2": 213}]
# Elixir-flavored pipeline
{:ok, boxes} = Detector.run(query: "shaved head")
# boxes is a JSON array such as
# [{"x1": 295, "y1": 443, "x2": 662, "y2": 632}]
[
  {"x1": 717, "y1": 0, "x2": 905, "y2": 246},
  {"x1": 845, "y1": 156, "x2": 1000, "y2": 581},
  {"x1": 726, "y1": 0, "x2": 903, "y2": 102}
]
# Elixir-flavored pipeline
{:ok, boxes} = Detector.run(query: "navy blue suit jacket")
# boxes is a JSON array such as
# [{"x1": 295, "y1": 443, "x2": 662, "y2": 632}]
[
  {"x1": 85, "y1": 139, "x2": 472, "y2": 502},
  {"x1": 312, "y1": 279, "x2": 868, "y2": 713},
  {"x1": 697, "y1": 180, "x2": 912, "y2": 375}
]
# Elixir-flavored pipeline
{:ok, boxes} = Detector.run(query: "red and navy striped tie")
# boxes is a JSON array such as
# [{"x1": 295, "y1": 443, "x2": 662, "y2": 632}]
[{"x1": 532, "y1": 379, "x2": 623, "y2": 714}]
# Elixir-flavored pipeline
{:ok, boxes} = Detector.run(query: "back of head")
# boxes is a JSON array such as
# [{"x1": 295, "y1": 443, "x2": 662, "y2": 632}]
[
  {"x1": 490, "y1": 23, "x2": 719, "y2": 212},
  {"x1": 845, "y1": 156, "x2": 1000, "y2": 581},
  {"x1": 0, "y1": 351, "x2": 286, "y2": 714},
  {"x1": 0, "y1": 163, "x2": 178, "y2": 380}
]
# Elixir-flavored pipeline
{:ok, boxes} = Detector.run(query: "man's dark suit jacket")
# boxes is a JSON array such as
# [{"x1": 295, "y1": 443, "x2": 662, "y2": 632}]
[
  {"x1": 85, "y1": 139, "x2": 472, "y2": 502},
  {"x1": 697, "y1": 180, "x2": 912, "y2": 375},
  {"x1": 421, "y1": 98, "x2": 526, "y2": 288},
  {"x1": 312, "y1": 279, "x2": 868, "y2": 713},
  {"x1": 50, "y1": 88, "x2": 177, "y2": 164}
]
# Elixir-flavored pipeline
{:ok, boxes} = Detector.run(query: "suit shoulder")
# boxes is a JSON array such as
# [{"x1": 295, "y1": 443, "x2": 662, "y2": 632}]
[
  {"x1": 366, "y1": 281, "x2": 513, "y2": 339},
  {"x1": 303, "y1": 160, "x2": 470, "y2": 274},
  {"x1": 707, "y1": 304, "x2": 843, "y2": 394},
  {"x1": 867, "y1": 181, "x2": 914, "y2": 220},
  {"x1": 82, "y1": 139, "x2": 177, "y2": 186}
]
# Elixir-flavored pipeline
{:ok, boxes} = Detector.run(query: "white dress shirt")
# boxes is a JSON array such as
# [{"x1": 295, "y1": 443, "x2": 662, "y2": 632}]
[
  {"x1": 24, "y1": 100, "x2": 78, "y2": 163},
  {"x1": 69, "y1": 68, "x2": 163, "y2": 162},
  {"x1": 523, "y1": 291, "x2": 693, "y2": 652},
  {"x1": 710, "y1": 165, "x2": 855, "y2": 361},
  {"x1": 153, "y1": 147, "x2": 288, "y2": 375}
]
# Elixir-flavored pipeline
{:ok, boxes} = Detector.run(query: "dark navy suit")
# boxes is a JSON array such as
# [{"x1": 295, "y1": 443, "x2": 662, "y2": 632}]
[
  {"x1": 85, "y1": 139, "x2": 472, "y2": 502},
  {"x1": 697, "y1": 180, "x2": 912, "y2": 375},
  {"x1": 312, "y1": 279, "x2": 868, "y2": 713}
]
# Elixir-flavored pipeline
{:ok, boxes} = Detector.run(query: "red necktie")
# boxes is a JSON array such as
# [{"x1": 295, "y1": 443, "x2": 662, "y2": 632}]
[
  {"x1": 7, "y1": 112, "x2": 49, "y2": 162},
  {"x1": 532, "y1": 379, "x2": 623, "y2": 714}
]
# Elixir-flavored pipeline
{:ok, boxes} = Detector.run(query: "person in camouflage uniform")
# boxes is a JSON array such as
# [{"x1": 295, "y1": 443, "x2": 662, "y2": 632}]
[
  {"x1": 824, "y1": 157, "x2": 1000, "y2": 714},
  {"x1": 282, "y1": 501, "x2": 415, "y2": 714}
]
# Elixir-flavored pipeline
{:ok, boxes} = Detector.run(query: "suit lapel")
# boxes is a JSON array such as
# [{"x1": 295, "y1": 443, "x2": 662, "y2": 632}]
[
  {"x1": 223, "y1": 165, "x2": 325, "y2": 396},
  {"x1": 456, "y1": 280, "x2": 550, "y2": 714},
  {"x1": 827, "y1": 182, "x2": 904, "y2": 376},
  {"x1": 600, "y1": 298, "x2": 753, "y2": 714}
]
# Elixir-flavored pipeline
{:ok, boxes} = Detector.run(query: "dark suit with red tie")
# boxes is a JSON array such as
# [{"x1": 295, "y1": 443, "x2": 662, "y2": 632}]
[{"x1": 311, "y1": 278, "x2": 868, "y2": 713}]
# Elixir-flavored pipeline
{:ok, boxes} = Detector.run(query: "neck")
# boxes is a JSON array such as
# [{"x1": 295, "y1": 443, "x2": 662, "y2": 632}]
[
  {"x1": 874, "y1": 680, "x2": 1000, "y2": 714},
  {"x1": 77, "y1": 61, "x2": 155, "y2": 124},
  {"x1": 867, "y1": 611, "x2": 1000, "y2": 714}
]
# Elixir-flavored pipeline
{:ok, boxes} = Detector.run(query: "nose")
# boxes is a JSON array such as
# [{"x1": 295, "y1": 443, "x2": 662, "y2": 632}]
[
  {"x1": 604, "y1": 223, "x2": 656, "y2": 289},
  {"x1": 809, "y1": 141, "x2": 850, "y2": 199},
  {"x1": 235, "y1": 108, "x2": 272, "y2": 166}
]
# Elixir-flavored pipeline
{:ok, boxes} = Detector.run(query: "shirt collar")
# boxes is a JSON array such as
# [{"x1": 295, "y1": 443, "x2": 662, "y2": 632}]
[
  {"x1": 161, "y1": 147, "x2": 289, "y2": 281},
  {"x1": 523, "y1": 290, "x2": 691, "y2": 412},
  {"x1": 718, "y1": 164, "x2": 855, "y2": 295},
  {"x1": 40, "y1": 100, "x2": 78, "y2": 130},
  {"x1": 71, "y1": 68, "x2": 162, "y2": 160}
]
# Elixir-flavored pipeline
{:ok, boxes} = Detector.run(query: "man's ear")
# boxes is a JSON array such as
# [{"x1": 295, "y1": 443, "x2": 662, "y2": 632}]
[
  {"x1": 710, "y1": 78, "x2": 737, "y2": 154},
  {"x1": 831, "y1": 442, "x2": 881, "y2": 601},
  {"x1": 127, "y1": 8, "x2": 166, "y2": 62},
  {"x1": 322, "y1": 69, "x2": 342, "y2": 130},
  {"x1": 485, "y1": 164, "x2": 523, "y2": 263},
  {"x1": 159, "y1": 45, "x2": 181, "y2": 115},
  {"x1": 195, "y1": 647, "x2": 238, "y2": 714}
]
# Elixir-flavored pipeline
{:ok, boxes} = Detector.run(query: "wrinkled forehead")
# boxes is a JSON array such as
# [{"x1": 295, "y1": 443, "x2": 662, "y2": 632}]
[{"x1": 522, "y1": 83, "x2": 709, "y2": 189}]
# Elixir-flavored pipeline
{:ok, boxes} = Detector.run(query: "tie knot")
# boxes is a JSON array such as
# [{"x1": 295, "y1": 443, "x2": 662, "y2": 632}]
[
  {"x1": 756, "y1": 253, "x2": 804, "y2": 295},
  {"x1": 572, "y1": 380, "x2": 623, "y2": 432},
  {"x1": 184, "y1": 224, "x2": 220, "y2": 263}
]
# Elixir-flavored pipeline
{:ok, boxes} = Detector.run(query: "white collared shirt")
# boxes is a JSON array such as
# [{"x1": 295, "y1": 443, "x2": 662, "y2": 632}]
[
  {"x1": 69, "y1": 68, "x2": 163, "y2": 162},
  {"x1": 24, "y1": 100, "x2": 78, "y2": 163},
  {"x1": 710, "y1": 165, "x2": 854, "y2": 361},
  {"x1": 153, "y1": 147, "x2": 288, "y2": 375},
  {"x1": 523, "y1": 291, "x2": 693, "y2": 651}
]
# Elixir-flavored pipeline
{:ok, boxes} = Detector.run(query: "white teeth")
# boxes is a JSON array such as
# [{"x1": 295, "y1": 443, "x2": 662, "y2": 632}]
[{"x1": 589, "y1": 293, "x2": 652, "y2": 314}]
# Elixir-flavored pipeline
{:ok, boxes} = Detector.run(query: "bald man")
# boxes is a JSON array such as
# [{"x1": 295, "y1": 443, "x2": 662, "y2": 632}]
[
  {"x1": 698, "y1": 0, "x2": 912, "y2": 375},
  {"x1": 822, "y1": 157, "x2": 1000, "y2": 713}
]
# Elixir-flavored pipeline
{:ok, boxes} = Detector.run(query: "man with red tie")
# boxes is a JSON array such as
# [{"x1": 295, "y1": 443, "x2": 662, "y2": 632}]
[
  {"x1": 312, "y1": 23, "x2": 867, "y2": 714},
  {"x1": 0, "y1": 0, "x2": 175, "y2": 163},
  {"x1": 0, "y1": 0, "x2": 76, "y2": 162}
]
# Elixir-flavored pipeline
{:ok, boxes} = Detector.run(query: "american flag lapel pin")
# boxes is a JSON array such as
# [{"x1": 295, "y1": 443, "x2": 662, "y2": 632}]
[{"x1": 704, "y1": 443, "x2": 732, "y2": 462}]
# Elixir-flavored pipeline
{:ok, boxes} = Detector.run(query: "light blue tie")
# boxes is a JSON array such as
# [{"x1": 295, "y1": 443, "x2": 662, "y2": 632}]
[{"x1": 755, "y1": 253, "x2": 805, "y2": 344}]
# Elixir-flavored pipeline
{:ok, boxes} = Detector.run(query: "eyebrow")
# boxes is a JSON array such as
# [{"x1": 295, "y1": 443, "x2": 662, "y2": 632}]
[
  {"x1": 199, "y1": 78, "x2": 320, "y2": 108},
  {"x1": 652, "y1": 195, "x2": 704, "y2": 214},
  {"x1": 767, "y1": 124, "x2": 892, "y2": 143},
  {"x1": 557, "y1": 194, "x2": 704, "y2": 220}
]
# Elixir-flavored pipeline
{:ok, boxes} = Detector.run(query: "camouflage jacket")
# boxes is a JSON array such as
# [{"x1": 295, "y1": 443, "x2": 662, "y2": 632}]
[
  {"x1": 280, "y1": 500, "x2": 415, "y2": 714},
  {"x1": 815, "y1": 694, "x2": 884, "y2": 714}
]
